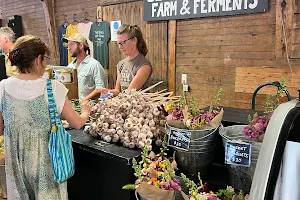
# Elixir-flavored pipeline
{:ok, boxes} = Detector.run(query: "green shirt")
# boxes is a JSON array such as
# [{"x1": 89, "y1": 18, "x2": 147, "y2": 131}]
[
  {"x1": 68, "y1": 55, "x2": 106, "y2": 100},
  {"x1": 89, "y1": 21, "x2": 110, "y2": 69}
]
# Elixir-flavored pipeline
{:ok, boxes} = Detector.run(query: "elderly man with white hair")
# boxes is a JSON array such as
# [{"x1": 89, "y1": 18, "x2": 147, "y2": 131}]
[{"x1": 0, "y1": 27, "x2": 17, "y2": 77}]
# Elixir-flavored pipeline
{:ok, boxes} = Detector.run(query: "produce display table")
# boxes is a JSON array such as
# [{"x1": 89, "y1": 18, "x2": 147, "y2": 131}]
[
  {"x1": 67, "y1": 107, "x2": 259, "y2": 199},
  {"x1": 67, "y1": 129, "x2": 141, "y2": 200}
]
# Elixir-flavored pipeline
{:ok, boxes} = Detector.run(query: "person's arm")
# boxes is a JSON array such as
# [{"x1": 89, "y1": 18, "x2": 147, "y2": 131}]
[
  {"x1": 128, "y1": 65, "x2": 151, "y2": 90},
  {"x1": 61, "y1": 97, "x2": 93, "y2": 130},
  {"x1": 0, "y1": 113, "x2": 3, "y2": 136},
  {"x1": 98, "y1": 71, "x2": 121, "y2": 97},
  {"x1": 82, "y1": 90, "x2": 99, "y2": 102}
]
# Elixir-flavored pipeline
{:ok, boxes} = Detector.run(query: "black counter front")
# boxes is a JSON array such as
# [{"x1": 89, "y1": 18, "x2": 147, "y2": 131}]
[{"x1": 68, "y1": 130, "x2": 141, "y2": 200}]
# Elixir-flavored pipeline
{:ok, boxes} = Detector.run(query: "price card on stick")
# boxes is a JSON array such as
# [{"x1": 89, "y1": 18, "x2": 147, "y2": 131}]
[
  {"x1": 225, "y1": 141, "x2": 252, "y2": 167},
  {"x1": 167, "y1": 127, "x2": 191, "y2": 151}
]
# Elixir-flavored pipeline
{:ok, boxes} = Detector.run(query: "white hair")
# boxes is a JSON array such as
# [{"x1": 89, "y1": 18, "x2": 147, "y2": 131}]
[{"x1": 0, "y1": 27, "x2": 15, "y2": 43}]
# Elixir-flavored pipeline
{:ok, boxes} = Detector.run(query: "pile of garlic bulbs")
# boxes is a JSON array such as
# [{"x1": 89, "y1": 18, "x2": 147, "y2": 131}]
[{"x1": 84, "y1": 89, "x2": 167, "y2": 150}]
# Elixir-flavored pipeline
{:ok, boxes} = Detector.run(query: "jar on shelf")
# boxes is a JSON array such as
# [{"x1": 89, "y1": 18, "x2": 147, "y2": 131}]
[
  {"x1": 54, "y1": 70, "x2": 61, "y2": 81},
  {"x1": 60, "y1": 70, "x2": 71, "y2": 83}
]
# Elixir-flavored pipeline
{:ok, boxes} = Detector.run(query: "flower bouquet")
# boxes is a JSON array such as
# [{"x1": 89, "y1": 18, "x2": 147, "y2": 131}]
[
  {"x1": 164, "y1": 88, "x2": 224, "y2": 130},
  {"x1": 180, "y1": 173, "x2": 249, "y2": 200},
  {"x1": 243, "y1": 78, "x2": 287, "y2": 142},
  {"x1": 123, "y1": 136, "x2": 181, "y2": 200}
]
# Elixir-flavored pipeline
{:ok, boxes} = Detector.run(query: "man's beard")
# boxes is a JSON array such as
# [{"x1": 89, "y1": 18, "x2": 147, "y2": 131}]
[{"x1": 71, "y1": 46, "x2": 81, "y2": 57}]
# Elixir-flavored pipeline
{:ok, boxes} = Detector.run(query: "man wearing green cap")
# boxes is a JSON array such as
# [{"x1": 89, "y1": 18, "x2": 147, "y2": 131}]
[{"x1": 62, "y1": 33, "x2": 106, "y2": 101}]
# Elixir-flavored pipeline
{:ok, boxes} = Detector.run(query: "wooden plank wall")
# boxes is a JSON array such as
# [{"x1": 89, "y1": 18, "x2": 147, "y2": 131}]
[
  {"x1": 102, "y1": 2, "x2": 168, "y2": 90},
  {"x1": 55, "y1": 0, "x2": 168, "y2": 91},
  {"x1": 176, "y1": 1, "x2": 300, "y2": 110},
  {"x1": 0, "y1": 0, "x2": 48, "y2": 49}
]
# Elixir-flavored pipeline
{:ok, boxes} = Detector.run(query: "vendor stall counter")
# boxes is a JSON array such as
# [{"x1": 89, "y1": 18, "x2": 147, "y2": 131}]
[{"x1": 67, "y1": 129, "x2": 141, "y2": 200}]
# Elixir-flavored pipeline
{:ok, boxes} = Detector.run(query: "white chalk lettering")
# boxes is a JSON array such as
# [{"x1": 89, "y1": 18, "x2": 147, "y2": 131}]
[
  {"x1": 208, "y1": 0, "x2": 216, "y2": 12},
  {"x1": 201, "y1": 0, "x2": 207, "y2": 13},
  {"x1": 232, "y1": 0, "x2": 242, "y2": 10},
  {"x1": 171, "y1": 131, "x2": 189, "y2": 143},
  {"x1": 226, "y1": 0, "x2": 232, "y2": 11},
  {"x1": 232, "y1": 145, "x2": 247, "y2": 151},
  {"x1": 235, "y1": 152, "x2": 249, "y2": 158},
  {"x1": 194, "y1": 0, "x2": 201, "y2": 14},
  {"x1": 249, "y1": 0, "x2": 258, "y2": 9}
]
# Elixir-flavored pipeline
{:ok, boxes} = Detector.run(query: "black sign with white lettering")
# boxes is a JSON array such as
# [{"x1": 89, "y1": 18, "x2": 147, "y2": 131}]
[
  {"x1": 144, "y1": 0, "x2": 268, "y2": 21},
  {"x1": 225, "y1": 141, "x2": 251, "y2": 167},
  {"x1": 167, "y1": 127, "x2": 191, "y2": 151}
]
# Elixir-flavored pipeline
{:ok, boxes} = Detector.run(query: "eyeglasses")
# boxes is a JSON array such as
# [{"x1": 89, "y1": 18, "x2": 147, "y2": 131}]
[
  {"x1": 44, "y1": 55, "x2": 51, "y2": 62},
  {"x1": 116, "y1": 37, "x2": 133, "y2": 46}
]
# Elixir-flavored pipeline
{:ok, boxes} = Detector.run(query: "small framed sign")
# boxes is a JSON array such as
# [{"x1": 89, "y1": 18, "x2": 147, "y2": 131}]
[
  {"x1": 167, "y1": 127, "x2": 191, "y2": 151},
  {"x1": 225, "y1": 141, "x2": 252, "y2": 167}
]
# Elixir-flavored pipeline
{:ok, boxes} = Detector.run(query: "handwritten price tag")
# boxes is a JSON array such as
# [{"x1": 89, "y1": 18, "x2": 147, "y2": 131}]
[
  {"x1": 225, "y1": 141, "x2": 252, "y2": 167},
  {"x1": 167, "y1": 127, "x2": 191, "y2": 151}
]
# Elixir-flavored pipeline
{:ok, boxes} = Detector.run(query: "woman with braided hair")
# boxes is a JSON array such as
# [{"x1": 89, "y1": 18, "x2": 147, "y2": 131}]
[{"x1": 99, "y1": 24, "x2": 152, "y2": 96}]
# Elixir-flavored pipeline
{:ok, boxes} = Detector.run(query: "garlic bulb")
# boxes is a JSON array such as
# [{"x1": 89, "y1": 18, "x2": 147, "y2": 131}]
[{"x1": 88, "y1": 88, "x2": 167, "y2": 149}]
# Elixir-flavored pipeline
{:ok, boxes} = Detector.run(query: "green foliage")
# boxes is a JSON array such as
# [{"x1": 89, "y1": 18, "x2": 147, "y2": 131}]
[
  {"x1": 159, "y1": 134, "x2": 168, "y2": 159},
  {"x1": 189, "y1": 97, "x2": 202, "y2": 116},
  {"x1": 132, "y1": 158, "x2": 143, "y2": 182},
  {"x1": 181, "y1": 173, "x2": 199, "y2": 199},
  {"x1": 209, "y1": 88, "x2": 222, "y2": 113},
  {"x1": 122, "y1": 184, "x2": 136, "y2": 190},
  {"x1": 70, "y1": 100, "x2": 81, "y2": 113},
  {"x1": 216, "y1": 188, "x2": 235, "y2": 200}
]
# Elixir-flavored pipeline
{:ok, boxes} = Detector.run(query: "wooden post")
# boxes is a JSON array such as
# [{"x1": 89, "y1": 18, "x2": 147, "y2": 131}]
[
  {"x1": 275, "y1": 0, "x2": 295, "y2": 58},
  {"x1": 168, "y1": 20, "x2": 176, "y2": 93},
  {"x1": 275, "y1": 0, "x2": 284, "y2": 57},
  {"x1": 41, "y1": 0, "x2": 59, "y2": 65}
]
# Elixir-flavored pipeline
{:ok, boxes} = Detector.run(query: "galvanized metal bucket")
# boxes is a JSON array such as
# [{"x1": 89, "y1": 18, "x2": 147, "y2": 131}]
[
  {"x1": 166, "y1": 124, "x2": 220, "y2": 175},
  {"x1": 219, "y1": 125, "x2": 262, "y2": 193}
]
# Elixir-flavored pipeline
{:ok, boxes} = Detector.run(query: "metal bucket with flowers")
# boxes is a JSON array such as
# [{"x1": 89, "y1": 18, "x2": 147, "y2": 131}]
[
  {"x1": 180, "y1": 172, "x2": 249, "y2": 200},
  {"x1": 164, "y1": 89, "x2": 224, "y2": 175},
  {"x1": 219, "y1": 78, "x2": 289, "y2": 193}
]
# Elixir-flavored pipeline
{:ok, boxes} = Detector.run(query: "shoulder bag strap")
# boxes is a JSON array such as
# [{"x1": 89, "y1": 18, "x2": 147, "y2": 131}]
[{"x1": 46, "y1": 80, "x2": 62, "y2": 128}]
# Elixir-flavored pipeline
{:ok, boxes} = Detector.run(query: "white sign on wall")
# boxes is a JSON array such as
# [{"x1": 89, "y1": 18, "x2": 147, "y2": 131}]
[{"x1": 110, "y1": 21, "x2": 121, "y2": 41}]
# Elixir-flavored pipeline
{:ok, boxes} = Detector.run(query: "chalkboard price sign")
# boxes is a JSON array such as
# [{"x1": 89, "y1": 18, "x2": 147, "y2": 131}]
[
  {"x1": 225, "y1": 141, "x2": 252, "y2": 167},
  {"x1": 167, "y1": 127, "x2": 191, "y2": 151}
]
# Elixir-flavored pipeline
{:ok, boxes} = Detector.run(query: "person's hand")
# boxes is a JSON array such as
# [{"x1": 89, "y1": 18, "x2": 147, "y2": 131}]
[
  {"x1": 98, "y1": 88, "x2": 109, "y2": 97},
  {"x1": 81, "y1": 97, "x2": 89, "y2": 102},
  {"x1": 91, "y1": 104, "x2": 99, "y2": 115},
  {"x1": 81, "y1": 100, "x2": 93, "y2": 114}
]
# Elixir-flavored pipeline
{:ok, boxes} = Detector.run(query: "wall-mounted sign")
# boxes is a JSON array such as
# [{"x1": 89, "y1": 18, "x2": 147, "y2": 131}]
[
  {"x1": 110, "y1": 21, "x2": 121, "y2": 41},
  {"x1": 144, "y1": 0, "x2": 268, "y2": 21}
]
